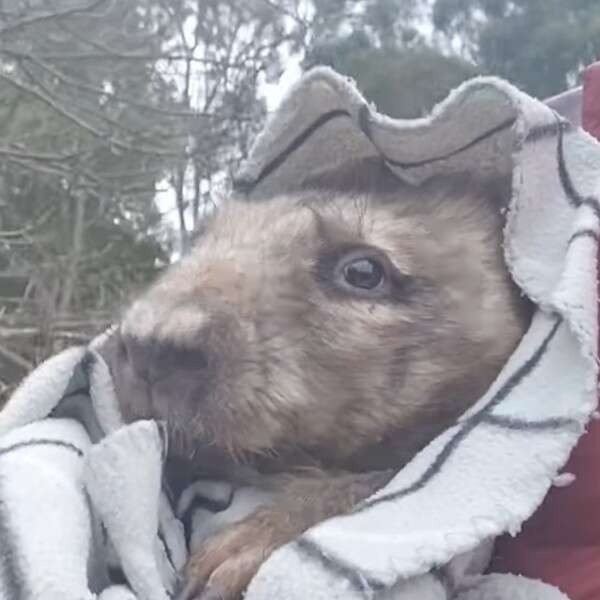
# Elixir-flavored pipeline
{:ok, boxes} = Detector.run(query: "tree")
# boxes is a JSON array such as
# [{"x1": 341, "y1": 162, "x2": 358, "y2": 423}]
[
  {"x1": 0, "y1": 0, "x2": 296, "y2": 400},
  {"x1": 307, "y1": 0, "x2": 422, "y2": 50},
  {"x1": 153, "y1": 0, "x2": 303, "y2": 251},
  {"x1": 307, "y1": 41, "x2": 478, "y2": 119},
  {"x1": 432, "y1": 0, "x2": 600, "y2": 98},
  {"x1": 0, "y1": 0, "x2": 179, "y2": 398}
]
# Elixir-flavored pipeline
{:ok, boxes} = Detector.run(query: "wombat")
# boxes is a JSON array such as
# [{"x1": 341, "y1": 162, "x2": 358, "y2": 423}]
[{"x1": 101, "y1": 157, "x2": 530, "y2": 600}]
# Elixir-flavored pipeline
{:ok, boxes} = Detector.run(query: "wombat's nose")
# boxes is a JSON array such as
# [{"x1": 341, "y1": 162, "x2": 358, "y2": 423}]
[{"x1": 121, "y1": 334, "x2": 208, "y2": 383}]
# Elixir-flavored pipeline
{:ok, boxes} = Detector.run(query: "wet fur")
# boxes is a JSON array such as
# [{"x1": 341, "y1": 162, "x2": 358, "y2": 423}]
[{"x1": 102, "y1": 158, "x2": 530, "y2": 599}]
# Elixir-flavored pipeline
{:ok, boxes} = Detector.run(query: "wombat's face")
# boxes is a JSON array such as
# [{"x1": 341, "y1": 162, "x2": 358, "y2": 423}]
[{"x1": 107, "y1": 170, "x2": 528, "y2": 472}]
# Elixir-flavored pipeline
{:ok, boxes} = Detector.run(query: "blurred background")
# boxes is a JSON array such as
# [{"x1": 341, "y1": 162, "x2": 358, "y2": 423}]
[{"x1": 1, "y1": 0, "x2": 599, "y2": 401}]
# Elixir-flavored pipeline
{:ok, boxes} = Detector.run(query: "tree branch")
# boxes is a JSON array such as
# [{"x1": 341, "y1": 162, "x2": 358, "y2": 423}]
[
  {"x1": 0, "y1": 71, "x2": 187, "y2": 158},
  {"x1": 0, "y1": 0, "x2": 110, "y2": 36},
  {"x1": 0, "y1": 342, "x2": 34, "y2": 372},
  {"x1": 2, "y1": 49, "x2": 221, "y2": 118}
]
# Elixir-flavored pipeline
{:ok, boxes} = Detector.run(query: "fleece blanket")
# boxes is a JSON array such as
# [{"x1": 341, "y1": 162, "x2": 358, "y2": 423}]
[
  {"x1": 1, "y1": 67, "x2": 599, "y2": 599},
  {"x1": 0, "y1": 340, "x2": 272, "y2": 600}
]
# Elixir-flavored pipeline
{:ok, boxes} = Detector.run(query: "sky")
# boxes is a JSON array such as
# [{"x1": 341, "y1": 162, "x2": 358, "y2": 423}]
[{"x1": 155, "y1": 58, "x2": 303, "y2": 242}]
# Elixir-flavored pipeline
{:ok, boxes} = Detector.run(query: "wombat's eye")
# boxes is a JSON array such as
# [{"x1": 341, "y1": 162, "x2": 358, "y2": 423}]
[
  {"x1": 343, "y1": 257, "x2": 384, "y2": 290},
  {"x1": 316, "y1": 245, "x2": 398, "y2": 299},
  {"x1": 331, "y1": 247, "x2": 393, "y2": 296}
]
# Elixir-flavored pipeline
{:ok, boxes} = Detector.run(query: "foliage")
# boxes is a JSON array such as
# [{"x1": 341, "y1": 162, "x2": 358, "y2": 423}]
[
  {"x1": 433, "y1": 0, "x2": 600, "y2": 97},
  {"x1": 0, "y1": 0, "x2": 295, "y2": 399},
  {"x1": 308, "y1": 0, "x2": 422, "y2": 49},
  {"x1": 304, "y1": 0, "x2": 477, "y2": 118},
  {"x1": 308, "y1": 42, "x2": 478, "y2": 119}
]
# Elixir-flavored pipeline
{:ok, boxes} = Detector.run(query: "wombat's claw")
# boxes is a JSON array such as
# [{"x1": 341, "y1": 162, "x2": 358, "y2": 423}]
[
  {"x1": 176, "y1": 510, "x2": 281, "y2": 600},
  {"x1": 176, "y1": 546, "x2": 265, "y2": 600},
  {"x1": 174, "y1": 577, "x2": 200, "y2": 600},
  {"x1": 176, "y1": 579, "x2": 226, "y2": 600},
  {"x1": 175, "y1": 554, "x2": 259, "y2": 600}
]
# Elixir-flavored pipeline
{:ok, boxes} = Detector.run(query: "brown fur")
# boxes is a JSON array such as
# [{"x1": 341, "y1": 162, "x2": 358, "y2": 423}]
[{"x1": 101, "y1": 158, "x2": 530, "y2": 600}]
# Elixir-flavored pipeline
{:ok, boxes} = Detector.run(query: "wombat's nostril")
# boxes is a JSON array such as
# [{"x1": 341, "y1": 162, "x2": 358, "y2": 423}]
[{"x1": 121, "y1": 334, "x2": 208, "y2": 383}]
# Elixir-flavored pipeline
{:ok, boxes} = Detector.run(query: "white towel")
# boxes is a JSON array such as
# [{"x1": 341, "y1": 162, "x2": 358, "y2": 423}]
[
  {"x1": 1, "y1": 68, "x2": 599, "y2": 599},
  {"x1": 0, "y1": 347, "x2": 183, "y2": 600}
]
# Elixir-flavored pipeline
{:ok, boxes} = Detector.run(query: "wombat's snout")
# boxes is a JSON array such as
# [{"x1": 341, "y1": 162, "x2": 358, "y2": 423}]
[
  {"x1": 119, "y1": 334, "x2": 209, "y2": 384},
  {"x1": 107, "y1": 295, "x2": 227, "y2": 426}
]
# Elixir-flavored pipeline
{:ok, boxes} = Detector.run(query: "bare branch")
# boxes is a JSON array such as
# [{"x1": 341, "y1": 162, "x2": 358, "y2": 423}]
[
  {"x1": 0, "y1": 208, "x2": 56, "y2": 239},
  {"x1": 0, "y1": 71, "x2": 187, "y2": 158},
  {"x1": 15, "y1": 51, "x2": 246, "y2": 67},
  {"x1": 1, "y1": 49, "x2": 239, "y2": 118},
  {"x1": 0, "y1": 0, "x2": 110, "y2": 36},
  {"x1": 0, "y1": 342, "x2": 34, "y2": 372},
  {"x1": 0, "y1": 146, "x2": 78, "y2": 162}
]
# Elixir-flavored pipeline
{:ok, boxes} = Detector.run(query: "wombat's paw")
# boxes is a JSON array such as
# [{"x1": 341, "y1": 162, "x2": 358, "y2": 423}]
[{"x1": 175, "y1": 509, "x2": 286, "y2": 600}]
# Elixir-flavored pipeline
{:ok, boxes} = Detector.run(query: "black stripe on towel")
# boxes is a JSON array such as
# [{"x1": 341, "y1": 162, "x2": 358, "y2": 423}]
[
  {"x1": 355, "y1": 316, "x2": 561, "y2": 513},
  {"x1": 295, "y1": 537, "x2": 386, "y2": 593},
  {"x1": 0, "y1": 479, "x2": 24, "y2": 599},
  {"x1": 557, "y1": 113, "x2": 584, "y2": 207},
  {"x1": 482, "y1": 414, "x2": 581, "y2": 431},
  {"x1": 569, "y1": 228, "x2": 599, "y2": 244},
  {"x1": 580, "y1": 198, "x2": 600, "y2": 221},
  {"x1": 556, "y1": 113, "x2": 600, "y2": 216},
  {"x1": 374, "y1": 115, "x2": 516, "y2": 169},
  {"x1": 525, "y1": 119, "x2": 571, "y2": 143},
  {"x1": 233, "y1": 109, "x2": 353, "y2": 193},
  {"x1": 0, "y1": 439, "x2": 84, "y2": 459},
  {"x1": 294, "y1": 317, "x2": 563, "y2": 592}
]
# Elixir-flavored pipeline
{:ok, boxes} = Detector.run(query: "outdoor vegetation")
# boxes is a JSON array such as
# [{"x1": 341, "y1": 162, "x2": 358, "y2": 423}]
[{"x1": 1, "y1": 0, "x2": 599, "y2": 401}]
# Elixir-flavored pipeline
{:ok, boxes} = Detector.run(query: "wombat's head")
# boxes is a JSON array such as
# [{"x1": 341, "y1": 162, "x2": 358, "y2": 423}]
[{"x1": 104, "y1": 158, "x2": 529, "y2": 472}]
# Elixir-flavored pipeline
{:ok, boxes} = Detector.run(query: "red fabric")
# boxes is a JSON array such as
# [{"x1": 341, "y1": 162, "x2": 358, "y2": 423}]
[
  {"x1": 491, "y1": 418, "x2": 600, "y2": 599},
  {"x1": 489, "y1": 62, "x2": 600, "y2": 600},
  {"x1": 583, "y1": 63, "x2": 600, "y2": 141}
]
